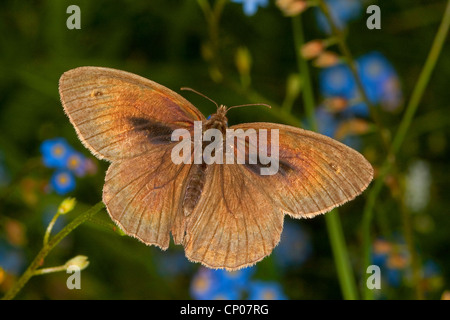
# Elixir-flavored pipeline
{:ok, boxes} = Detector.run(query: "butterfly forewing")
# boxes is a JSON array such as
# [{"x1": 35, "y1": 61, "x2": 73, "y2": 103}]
[
  {"x1": 59, "y1": 66, "x2": 204, "y2": 161},
  {"x1": 229, "y1": 122, "x2": 374, "y2": 218}
]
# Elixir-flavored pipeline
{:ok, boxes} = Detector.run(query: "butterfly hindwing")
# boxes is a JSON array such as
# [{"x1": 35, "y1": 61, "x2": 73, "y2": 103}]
[
  {"x1": 103, "y1": 147, "x2": 192, "y2": 249},
  {"x1": 183, "y1": 164, "x2": 284, "y2": 270}
]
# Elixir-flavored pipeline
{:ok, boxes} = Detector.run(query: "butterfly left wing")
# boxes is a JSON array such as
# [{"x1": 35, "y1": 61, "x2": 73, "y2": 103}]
[
  {"x1": 59, "y1": 67, "x2": 205, "y2": 249},
  {"x1": 183, "y1": 122, "x2": 373, "y2": 270}
]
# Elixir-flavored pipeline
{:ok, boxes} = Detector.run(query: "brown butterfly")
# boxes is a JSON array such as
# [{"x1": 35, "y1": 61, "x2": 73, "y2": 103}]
[{"x1": 59, "y1": 66, "x2": 373, "y2": 270}]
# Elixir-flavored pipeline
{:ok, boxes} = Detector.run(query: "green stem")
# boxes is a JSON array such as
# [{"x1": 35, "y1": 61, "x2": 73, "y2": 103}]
[
  {"x1": 197, "y1": 0, "x2": 227, "y2": 81},
  {"x1": 293, "y1": 15, "x2": 358, "y2": 300},
  {"x1": 399, "y1": 193, "x2": 423, "y2": 299},
  {"x1": 361, "y1": 0, "x2": 450, "y2": 300},
  {"x1": 43, "y1": 211, "x2": 61, "y2": 247},
  {"x1": 33, "y1": 265, "x2": 67, "y2": 276},
  {"x1": 390, "y1": 7, "x2": 450, "y2": 155},
  {"x1": 1, "y1": 201, "x2": 104, "y2": 300},
  {"x1": 292, "y1": 16, "x2": 316, "y2": 129},
  {"x1": 325, "y1": 210, "x2": 358, "y2": 300}
]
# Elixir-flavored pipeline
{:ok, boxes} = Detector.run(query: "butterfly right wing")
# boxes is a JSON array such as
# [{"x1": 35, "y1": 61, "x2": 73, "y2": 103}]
[
  {"x1": 182, "y1": 122, "x2": 373, "y2": 270},
  {"x1": 227, "y1": 122, "x2": 374, "y2": 218}
]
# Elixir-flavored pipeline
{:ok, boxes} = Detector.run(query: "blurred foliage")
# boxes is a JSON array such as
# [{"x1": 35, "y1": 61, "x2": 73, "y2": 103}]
[{"x1": 0, "y1": 0, "x2": 450, "y2": 300}]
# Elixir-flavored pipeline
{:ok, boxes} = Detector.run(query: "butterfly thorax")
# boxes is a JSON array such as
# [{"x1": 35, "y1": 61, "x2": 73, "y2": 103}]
[{"x1": 204, "y1": 105, "x2": 228, "y2": 134}]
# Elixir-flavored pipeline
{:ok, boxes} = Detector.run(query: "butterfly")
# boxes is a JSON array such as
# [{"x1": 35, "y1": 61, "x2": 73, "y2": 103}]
[{"x1": 59, "y1": 66, "x2": 373, "y2": 270}]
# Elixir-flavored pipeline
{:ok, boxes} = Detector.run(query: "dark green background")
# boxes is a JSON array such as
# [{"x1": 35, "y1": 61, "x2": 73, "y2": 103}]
[{"x1": 0, "y1": 0, "x2": 449, "y2": 299}]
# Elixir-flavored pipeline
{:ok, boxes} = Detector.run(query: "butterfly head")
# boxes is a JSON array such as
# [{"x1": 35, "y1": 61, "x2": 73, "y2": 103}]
[
  {"x1": 205, "y1": 105, "x2": 228, "y2": 133},
  {"x1": 181, "y1": 88, "x2": 270, "y2": 134}
]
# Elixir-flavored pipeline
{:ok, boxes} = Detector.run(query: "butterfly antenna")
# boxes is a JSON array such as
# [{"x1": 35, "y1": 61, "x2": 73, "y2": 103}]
[
  {"x1": 181, "y1": 87, "x2": 219, "y2": 109},
  {"x1": 226, "y1": 103, "x2": 272, "y2": 112}
]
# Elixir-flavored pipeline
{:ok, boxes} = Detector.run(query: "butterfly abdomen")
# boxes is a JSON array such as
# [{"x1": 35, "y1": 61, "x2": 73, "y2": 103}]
[
  {"x1": 182, "y1": 163, "x2": 207, "y2": 216},
  {"x1": 182, "y1": 108, "x2": 227, "y2": 217}
]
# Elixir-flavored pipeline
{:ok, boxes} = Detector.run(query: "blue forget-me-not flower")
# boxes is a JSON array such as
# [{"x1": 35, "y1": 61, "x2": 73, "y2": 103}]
[{"x1": 231, "y1": 0, "x2": 269, "y2": 16}]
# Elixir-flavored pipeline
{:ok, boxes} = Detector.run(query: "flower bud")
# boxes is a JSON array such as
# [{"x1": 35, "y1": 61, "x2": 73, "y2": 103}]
[
  {"x1": 65, "y1": 255, "x2": 89, "y2": 271},
  {"x1": 58, "y1": 197, "x2": 77, "y2": 215},
  {"x1": 313, "y1": 51, "x2": 340, "y2": 68},
  {"x1": 324, "y1": 97, "x2": 348, "y2": 112},
  {"x1": 301, "y1": 40, "x2": 324, "y2": 60},
  {"x1": 276, "y1": 0, "x2": 308, "y2": 17},
  {"x1": 286, "y1": 73, "x2": 302, "y2": 99},
  {"x1": 335, "y1": 118, "x2": 370, "y2": 139},
  {"x1": 387, "y1": 253, "x2": 409, "y2": 269},
  {"x1": 373, "y1": 238, "x2": 392, "y2": 255},
  {"x1": 235, "y1": 47, "x2": 252, "y2": 76}
]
